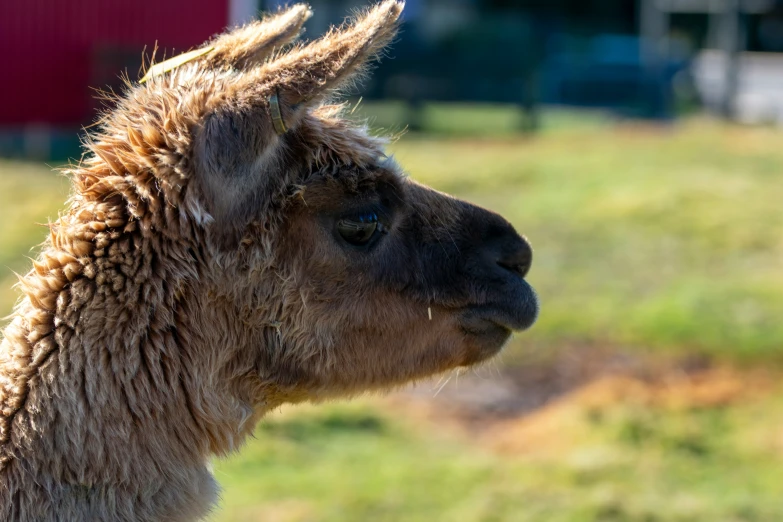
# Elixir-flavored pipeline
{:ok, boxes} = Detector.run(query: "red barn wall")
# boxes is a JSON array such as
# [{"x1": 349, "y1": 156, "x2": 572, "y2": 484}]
[{"x1": 0, "y1": 0, "x2": 229, "y2": 126}]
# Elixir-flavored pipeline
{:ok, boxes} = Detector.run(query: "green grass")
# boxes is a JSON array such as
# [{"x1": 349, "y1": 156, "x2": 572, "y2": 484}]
[
  {"x1": 349, "y1": 101, "x2": 611, "y2": 137},
  {"x1": 0, "y1": 160, "x2": 70, "y2": 312},
  {"x1": 2, "y1": 111, "x2": 783, "y2": 521},
  {"x1": 213, "y1": 395, "x2": 783, "y2": 522}
]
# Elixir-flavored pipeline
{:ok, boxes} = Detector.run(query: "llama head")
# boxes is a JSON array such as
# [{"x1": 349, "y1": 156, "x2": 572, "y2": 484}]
[{"x1": 79, "y1": 0, "x2": 538, "y2": 408}]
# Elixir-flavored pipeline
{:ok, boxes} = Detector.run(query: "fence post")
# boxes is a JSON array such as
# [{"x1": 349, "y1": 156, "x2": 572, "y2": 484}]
[
  {"x1": 639, "y1": 0, "x2": 671, "y2": 119},
  {"x1": 719, "y1": 0, "x2": 743, "y2": 120}
]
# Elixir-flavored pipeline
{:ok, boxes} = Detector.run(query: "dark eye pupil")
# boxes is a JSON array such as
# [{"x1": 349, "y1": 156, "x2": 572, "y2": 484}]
[{"x1": 337, "y1": 217, "x2": 378, "y2": 246}]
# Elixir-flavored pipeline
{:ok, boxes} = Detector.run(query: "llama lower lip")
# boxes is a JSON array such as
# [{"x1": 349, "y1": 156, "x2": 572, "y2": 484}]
[
  {"x1": 461, "y1": 317, "x2": 512, "y2": 342},
  {"x1": 462, "y1": 282, "x2": 539, "y2": 334},
  {"x1": 458, "y1": 315, "x2": 512, "y2": 364}
]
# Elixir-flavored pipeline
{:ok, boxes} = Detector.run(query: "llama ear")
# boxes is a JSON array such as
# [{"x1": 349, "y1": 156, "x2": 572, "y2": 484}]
[
  {"x1": 206, "y1": 3, "x2": 312, "y2": 70},
  {"x1": 213, "y1": 1, "x2": 403, "y2": 135},
  {"x1": 192, "y1": 1, "x2": 402, "y2": 247},
  {"x1": 141, "y1": 5, "x2": 311, "y2": 82},
  {"x1": 264, "y1": 0, "x2": 403, "y2": 113}
]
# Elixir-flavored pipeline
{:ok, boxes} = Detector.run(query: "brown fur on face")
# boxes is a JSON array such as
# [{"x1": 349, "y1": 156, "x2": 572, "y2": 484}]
[{"x1": 0, "y1": 2, "x2": 537, "y2": 520}]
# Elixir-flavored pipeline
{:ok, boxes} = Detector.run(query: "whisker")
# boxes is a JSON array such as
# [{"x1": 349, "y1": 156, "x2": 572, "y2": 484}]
[
  {"x1": 433, "y1": 371, "x2": 454, "y2": 397},
  {"x1": 430, "y1": 210, "x2": 460, "y2": 255},
  {"x1": 431, "y1": 372, "x2": 449, "y2": 391}
]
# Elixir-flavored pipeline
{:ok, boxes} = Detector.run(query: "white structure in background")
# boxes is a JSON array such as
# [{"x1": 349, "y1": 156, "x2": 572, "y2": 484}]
[
  {"x1": 693, "y1": 50, "x2": 783, "y2": 125},
  {"x1": 641, "y1": 0, "x2": 783, "y2": 123}
]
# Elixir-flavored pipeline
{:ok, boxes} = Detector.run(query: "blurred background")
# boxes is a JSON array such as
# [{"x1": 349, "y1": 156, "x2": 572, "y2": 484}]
[{"x1": 2, "y1": 0, "x2": 783, "y2": 520}]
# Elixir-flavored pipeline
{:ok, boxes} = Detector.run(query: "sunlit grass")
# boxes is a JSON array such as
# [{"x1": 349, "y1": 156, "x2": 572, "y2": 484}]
[
  {"x1": 0, "y1": 160, "x2": 70, "y2": 313},
  {"x1": 213, "y1": 392, "x2": 783, "y2": 522}
]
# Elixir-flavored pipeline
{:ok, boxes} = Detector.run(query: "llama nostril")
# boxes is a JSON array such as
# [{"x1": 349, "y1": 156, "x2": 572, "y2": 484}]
[
  {"x1": 496, "y1": 240, "x2": 532, "y2": 278},
  {"x1": 498, "y1": 262, "x2": 528, "y2": 277},
  {"x1": 497, "y1": 259, "x2": 531, "y2": 278}
]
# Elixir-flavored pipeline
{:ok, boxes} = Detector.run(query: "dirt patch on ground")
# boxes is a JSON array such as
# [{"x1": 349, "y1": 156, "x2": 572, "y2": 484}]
[
  {"x1": 484, "y1": 366, "x2": 775, "y2": 456},
  {"x1": 385, "y1": 344, "x2": 780, "y2": 454}
]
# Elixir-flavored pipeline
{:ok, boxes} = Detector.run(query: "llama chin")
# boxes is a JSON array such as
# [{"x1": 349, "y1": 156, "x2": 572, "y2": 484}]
[{"x1": 0, "y1": 2, "x2": 537, "y2": 520}]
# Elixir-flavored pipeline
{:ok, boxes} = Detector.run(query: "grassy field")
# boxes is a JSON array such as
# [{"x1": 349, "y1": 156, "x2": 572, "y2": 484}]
[
  {"x1": 214, "y1": 386, "x2": 783, "y2": 522},
  {"x1": 0, "y1": 161, "x2": 70, "y2": 313},
  {"x1": 1, "y1": 112, "x2": 783, "y2": 520}
]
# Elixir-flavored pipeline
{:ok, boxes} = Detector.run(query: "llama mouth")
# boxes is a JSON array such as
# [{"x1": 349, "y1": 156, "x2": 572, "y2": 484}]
[
  {"x1": 464, "y1": 280, "x2": 539, "y2": 333},
  {"x1": 457, "y1": 282, "x2": 539, "y2": 362},
  {"x1": 460, "y1": 314, "x2": 513, "y2": 343}
]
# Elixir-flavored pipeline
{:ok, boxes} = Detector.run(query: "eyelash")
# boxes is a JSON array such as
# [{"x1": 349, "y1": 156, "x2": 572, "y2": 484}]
[{"x1": 356, "y1": 212, "x2": 378, "y2": 223}]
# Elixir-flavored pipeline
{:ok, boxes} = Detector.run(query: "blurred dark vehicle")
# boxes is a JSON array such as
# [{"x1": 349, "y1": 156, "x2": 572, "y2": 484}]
[
  {"x1": 366, "y1": 17, "x2": 691, "y2": 128},
  {"x1": 541, "y1": 34, "x2": 690, "y2": 117}
]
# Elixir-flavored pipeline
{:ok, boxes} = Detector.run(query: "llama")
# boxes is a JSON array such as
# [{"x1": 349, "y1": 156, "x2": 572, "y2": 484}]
[{"x1": 0, "y1": 2, "x2": 538, "y2": 520}]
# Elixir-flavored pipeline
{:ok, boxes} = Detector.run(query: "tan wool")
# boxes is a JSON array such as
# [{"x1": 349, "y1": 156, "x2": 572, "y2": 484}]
[{"x1": 0, "y1": 2, "x2": 537, "y2": 520}]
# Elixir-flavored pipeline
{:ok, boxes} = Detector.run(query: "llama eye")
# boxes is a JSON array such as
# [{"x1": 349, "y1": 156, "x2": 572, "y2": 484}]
[{"x1": 337, "y1": 215, "x2": 379, "y2": 246}]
